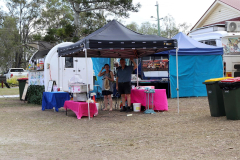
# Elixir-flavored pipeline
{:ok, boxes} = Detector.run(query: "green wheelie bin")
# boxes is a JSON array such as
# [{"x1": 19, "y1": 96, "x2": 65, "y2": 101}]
[
  {"x1": 203, "y1": 77, "x2": 232, "y2": 117},
  {"x1": 219, "y1": 78, "x2": 240, "y2": 120},
  {"x1": 17, "y1": 78, "x2": 28, "y2": 100}
]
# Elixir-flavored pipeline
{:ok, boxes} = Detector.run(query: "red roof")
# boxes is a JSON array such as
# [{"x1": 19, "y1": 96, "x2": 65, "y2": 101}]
[{"x1": 219, "y1": 0, "x2": 240, "y2": 11}]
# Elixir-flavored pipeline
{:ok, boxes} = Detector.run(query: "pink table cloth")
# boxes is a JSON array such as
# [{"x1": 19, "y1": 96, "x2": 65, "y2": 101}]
[
  {"x1": 131, "y1": 89, "x2": 168, "y2": 111},
  {"x1": 64, "y1": 101, "x2": 98, "y2": 119}
]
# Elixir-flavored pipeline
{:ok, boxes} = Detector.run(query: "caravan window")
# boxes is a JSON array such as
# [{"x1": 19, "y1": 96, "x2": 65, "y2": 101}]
[
  {"x1": 199, "y1": 40, "x2": 216, "y2": 46},
  {"x1": 65, "y1": 57, "x2": 74, "y2": 68}
]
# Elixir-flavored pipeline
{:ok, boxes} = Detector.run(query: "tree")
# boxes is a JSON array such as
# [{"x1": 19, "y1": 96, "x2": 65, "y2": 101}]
[
  {"x1": 138, "y1": 22, "x2": 158, "y2": 35},
  {"x1": 178, "y1": 22, "x2": 191, "y2": 35},
  {"x1": 126, "y1": 21, "x2": 138, "y2": 32},
  {"x1": 40, "y1": 0, "x2": 74, "y2": 29},
  {"x1": 125, "y1": 14, "x2": 192, "y2": 38},
  {"x1": 0, "y1": 16, "x2": 20, "y2": 71},
  {"x1": 4, "y1": 0, "x2": 44, "y2": 68},
  {"x1": 67, "y1": 0, "x2": 141, "y2": 27},
  {"x1": 160, "y1": 14, "x2": 179, "y2": 38}
]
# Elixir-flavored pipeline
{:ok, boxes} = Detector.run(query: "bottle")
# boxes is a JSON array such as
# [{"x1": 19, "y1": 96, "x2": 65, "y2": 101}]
[{"x1": 120, "y1": 101, "x2": 123, "y2": 109}]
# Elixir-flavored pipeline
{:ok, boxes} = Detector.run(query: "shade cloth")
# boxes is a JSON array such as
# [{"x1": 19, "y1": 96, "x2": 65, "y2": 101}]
[
  {"x1": 169, "y1": 55, "x2": 223, "y2": 98},
  {"x1": 63, "y1": 101, "x2": 98, "y2": 119},
  {"x1": 131, "y1": 89, "x2": 168, "y2": 111},
  {"x1": 42, "y1": 92, "x2": 70, "y2": 112}
]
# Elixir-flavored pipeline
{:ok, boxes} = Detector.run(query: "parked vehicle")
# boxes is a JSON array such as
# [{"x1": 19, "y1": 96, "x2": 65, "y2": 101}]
[
  {"x1": 189, "y1": 23, "x2": 240, "y2": 77},
  {"x1": 4, "y1": 68, "x2": 28, "y2": 79}
]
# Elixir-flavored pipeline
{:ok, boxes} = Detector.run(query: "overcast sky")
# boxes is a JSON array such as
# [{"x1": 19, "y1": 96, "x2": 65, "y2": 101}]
[
  {"x1": 121, "y1": 0, "x2": 215, "y2": 27},
  {"x1": 0, "y1": 0, "x2": 215, "y2": 28}
]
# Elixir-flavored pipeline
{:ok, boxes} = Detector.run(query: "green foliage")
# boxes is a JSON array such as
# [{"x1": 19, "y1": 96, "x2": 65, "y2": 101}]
[
  {"x1": 7, "y1": 77, "x2": 19, "y2": 86},
  {"x1": 126, "y1": 14, "x2": 191, "y2": 38},
  {"x1": 43, "y1": 24, "x2": 76, "y2": 42},
  {"x1": 32, "y1": 33, "x2": 42, "y2": 41},
  {"x1": 26, "y1": 85, "x2": 45, "y2": 105},
  {"x1": 0, "y1": 16, "x2": 20, "y2": 71}
]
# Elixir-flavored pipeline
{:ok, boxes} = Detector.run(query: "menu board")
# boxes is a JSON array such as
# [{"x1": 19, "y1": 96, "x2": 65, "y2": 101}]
[{"x1": 29, "y1": 71, "x2": 44, "y2": 85}]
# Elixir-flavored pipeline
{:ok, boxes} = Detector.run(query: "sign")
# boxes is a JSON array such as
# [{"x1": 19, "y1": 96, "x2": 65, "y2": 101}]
[
  {"x1": 142, "y1": 59, "x2": 169, "y2": 71},
  {"x1": 47, "y1": 80, "x2": 53, "y2": 92},
  {"x1": 22, "y1": 80, "x2": 29, "y2": 100},
  {"x1": 29, "y1": 71, "x2": 44, "y2": 85},
  {"x1": 222, "y1": 37, "x2": 240, "y2": 55},
  {"x1": 0, "y1": 76, "x2": 6, "y2": 83}
]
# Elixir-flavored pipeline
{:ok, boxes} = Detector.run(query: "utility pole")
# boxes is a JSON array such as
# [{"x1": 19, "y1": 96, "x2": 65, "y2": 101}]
[{"x1": 156, "y1": 1, "x2": 161, "y2": 36}]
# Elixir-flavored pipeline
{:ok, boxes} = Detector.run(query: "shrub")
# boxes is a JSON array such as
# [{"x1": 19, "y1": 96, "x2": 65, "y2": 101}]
[
  {"x1": 7, "y1": 76, "x2": 19, "y2": 86},
  {"x1": 26, "y1": 85, "x2": 45, "y2": 105}
]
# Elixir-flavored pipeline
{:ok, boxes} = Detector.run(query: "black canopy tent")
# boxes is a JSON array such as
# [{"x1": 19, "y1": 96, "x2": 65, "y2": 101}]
[
  {"x1": 58, "y1": 20, "x2": 177, "y2": 58},
  {"x1": 57, "y1": 20, "x2": 178, "y2": 119}
]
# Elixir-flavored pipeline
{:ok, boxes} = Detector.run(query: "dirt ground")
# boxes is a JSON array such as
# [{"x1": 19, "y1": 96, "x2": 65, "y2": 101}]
[{"x1": 0, "y1": 97, "x2": 240, "y2": 160}]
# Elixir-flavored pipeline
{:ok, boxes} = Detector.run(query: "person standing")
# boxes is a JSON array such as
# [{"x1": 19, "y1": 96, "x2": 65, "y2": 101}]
[
  {"x1": 113, "y1": 62, "x2": 119, "y2": 78},
  {"x1": 98, "y1": 64, "x2": 114, "y2": 111},
  {"x1": 116, "y1": 58, "x2": 137, "y2": 112}
]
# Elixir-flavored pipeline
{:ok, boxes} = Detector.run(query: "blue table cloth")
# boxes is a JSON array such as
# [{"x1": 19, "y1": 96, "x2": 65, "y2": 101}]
[{"x1": 42, "y1": 92, "x2": 70, "y2": 112}]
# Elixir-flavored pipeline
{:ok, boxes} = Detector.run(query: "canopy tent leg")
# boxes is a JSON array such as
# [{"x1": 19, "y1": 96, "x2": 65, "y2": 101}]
[
  {"x1": 176, "y1": 48, "x2": 179, "y2": 114},
  {"x1": 137, "y1": 58, "x2": 139, "y2": 87},
  {"x1": 84, "y1": 45, "x2": 90, "y2": 120}
]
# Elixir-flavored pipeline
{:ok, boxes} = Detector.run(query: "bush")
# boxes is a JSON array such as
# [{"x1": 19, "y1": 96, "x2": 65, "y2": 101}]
[
  {"x1": 26, "y1": 85, "x2": 45, "y2": 105},
  {"x1": 7, "y1": 76, "x2": 19, "y2": 86}
]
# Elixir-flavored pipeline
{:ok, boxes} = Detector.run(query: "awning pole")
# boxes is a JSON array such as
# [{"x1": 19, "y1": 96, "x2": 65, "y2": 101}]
[
  {"x1": 84, "y1": 44, "x2": 90, "y2": 120},
  {"x1": 176, "y1": 48, "x2": 179, "y2": 114},
  {"x1": 137, "y1": 58, "x2": 139, "y2": 87}
]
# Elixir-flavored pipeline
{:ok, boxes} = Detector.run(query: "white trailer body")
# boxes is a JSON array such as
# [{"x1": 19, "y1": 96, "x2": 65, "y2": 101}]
[
  {"x1": 189, "y1": 25, "x2": 240, "y2": 77},
  {"x1": 29, "y1": 42, "x2": 94, "y2": 92}
]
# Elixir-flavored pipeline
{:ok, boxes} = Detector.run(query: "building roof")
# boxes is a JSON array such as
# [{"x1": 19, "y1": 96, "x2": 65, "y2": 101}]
[
  {"x1": 191, "y1": 0, "x2": 240, "y2": 31},
  {"x1": 219, "y1": 0, "x2": 240, "y2": 11}
]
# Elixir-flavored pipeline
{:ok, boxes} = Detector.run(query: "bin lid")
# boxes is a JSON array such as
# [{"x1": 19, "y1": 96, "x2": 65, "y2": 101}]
[
  {"x1": 221, "y1": 77, "x2": 240, "y2": 83},
  {"x1": 205, "y1": 77, "x2": 233, "y2": 82},
  {"x1": 17, "y1": 78, "x2": 28, "y2": 81}
]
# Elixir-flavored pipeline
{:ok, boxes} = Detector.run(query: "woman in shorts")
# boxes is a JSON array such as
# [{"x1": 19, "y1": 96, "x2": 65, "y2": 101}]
[{"x1": 98, "y1": 64, "x2": 114, "y2": 111}]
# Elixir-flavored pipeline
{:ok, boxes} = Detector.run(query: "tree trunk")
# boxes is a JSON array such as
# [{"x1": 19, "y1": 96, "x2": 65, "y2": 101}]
[{"x1": 74, "y1": 3, "x2": 80, "y2": 27}]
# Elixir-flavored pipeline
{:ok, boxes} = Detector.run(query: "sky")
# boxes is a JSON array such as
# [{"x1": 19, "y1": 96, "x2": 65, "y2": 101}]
[
  {"x1": 121, "y1": 0, "x2": 215, "y2": 28},
  {"x1": 0, "y1": 0, "x2": 216, "y2": 28}
]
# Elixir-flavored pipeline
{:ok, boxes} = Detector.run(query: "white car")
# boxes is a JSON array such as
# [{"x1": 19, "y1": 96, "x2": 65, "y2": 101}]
[{"x1": 4, "y1": 68, "x2": 28, "y2": 79}]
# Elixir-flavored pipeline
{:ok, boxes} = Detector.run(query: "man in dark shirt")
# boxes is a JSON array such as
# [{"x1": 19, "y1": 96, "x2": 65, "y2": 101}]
[{"x1": 116, "y1": 58, "x2": 137, "y2": 112}]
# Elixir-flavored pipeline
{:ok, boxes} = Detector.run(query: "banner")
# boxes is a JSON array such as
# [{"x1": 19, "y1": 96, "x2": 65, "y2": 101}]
[
  {"x1": 142, "y1": 59, "x2": 169, "y2": 71},
  {"x1": 222, "y1": 37, "x2": 240, "y2": 55}
]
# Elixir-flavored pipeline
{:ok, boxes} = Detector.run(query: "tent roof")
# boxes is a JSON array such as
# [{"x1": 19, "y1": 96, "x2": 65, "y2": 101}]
[
  {"x1": 155, "y1": 32, "x2": 223, "y2": 55},
  {"x1": 58, "y1": 20, "x2": 178, "y2": 58},
  {"x1": 27, "y1": 41, "x2": 54, "y2": 60}
]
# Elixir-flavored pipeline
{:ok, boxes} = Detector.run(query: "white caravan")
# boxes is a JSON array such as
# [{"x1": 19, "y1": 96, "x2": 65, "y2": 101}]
[
  {"x1": 29, "y1": 42, "x2": 93, "y2": 92},
  {"x1": 189, "y1": 22, "x2": 240, "y2": 77}
]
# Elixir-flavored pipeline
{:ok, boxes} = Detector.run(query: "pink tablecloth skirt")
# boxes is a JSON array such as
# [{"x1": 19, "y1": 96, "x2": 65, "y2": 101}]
[
  {"x1": 64, "y1": 101, "x2": 98, "y2": 119},
  {"x1": 131, "y1": 89, "x2": 168, "y2": 111}
]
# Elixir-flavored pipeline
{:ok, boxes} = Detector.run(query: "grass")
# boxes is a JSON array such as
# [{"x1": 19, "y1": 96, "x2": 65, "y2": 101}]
[{"x1": 0, "y1": 87, "x2": 19, "y2": 95}]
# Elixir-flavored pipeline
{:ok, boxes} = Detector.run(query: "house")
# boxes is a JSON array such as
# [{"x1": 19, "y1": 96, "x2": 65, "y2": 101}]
[
  {"x1": 189, "y1": 0, "x2": 240, "y2": 78},
  {"x1": 191, "y1": 0, "x2": 240, "y2": 30}
]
